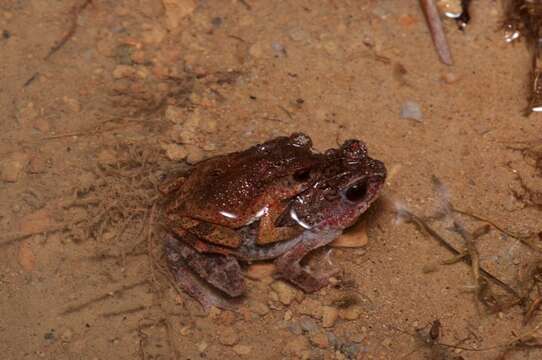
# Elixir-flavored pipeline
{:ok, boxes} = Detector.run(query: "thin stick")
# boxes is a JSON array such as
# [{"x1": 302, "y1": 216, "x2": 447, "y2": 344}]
[
  {"x1": 45, "y1": 0, "x2": 92, "y2": 60},
  {"x1": 420, "y1": 0, "x2": 454, "y2": 65},
  {"x1": 0, "y1": 218, "x2": 86, "y2": 247},
  {"x1": 400, "y1": 209, "x2": 521, "y2": 299},
  {"x1": 61, "y1": 280, "x2": 147, "y2": 315}
]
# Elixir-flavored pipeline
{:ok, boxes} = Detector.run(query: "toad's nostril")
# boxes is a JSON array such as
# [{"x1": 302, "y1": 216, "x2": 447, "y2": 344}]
[{"x1": 344, "y1": 180, "x2": 368, "y2": 202}]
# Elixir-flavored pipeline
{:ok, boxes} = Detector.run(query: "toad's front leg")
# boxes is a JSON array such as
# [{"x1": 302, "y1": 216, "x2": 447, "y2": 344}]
[{"x1": 274, "y1": 230, "x2": 341, "y2": 293}]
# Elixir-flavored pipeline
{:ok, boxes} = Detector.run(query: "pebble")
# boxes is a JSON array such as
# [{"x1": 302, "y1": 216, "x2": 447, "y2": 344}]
[
  {"x1": 163, "y1": 0, "x2": 196, "y2": 30},
  {"x1": 321, "y1": 306, "x2": 339, "y2": 328},
  {"x1": 309, "y1": 332, "x2": 329, "y2": 349},
  {"x1": 180, "y1": 326, "x2": 191, "y2": 336},
  {"x1": 112, "y1": 65, "x2": 136, "y2": 79},
  {"x1": 248, "y1": 301, "x2": 270, "y2": 316},
  {"x1": 28, "y1": 156, "x2": 48, "y2": 174},
  {"x1": 283, "y1": 336, "x2": 310, "y2": 356},
  {"x1": 17, "y1": 102, "x2": 38, "y2": 127},
  {"x1": 33, "y1": 118, "x2": 50, "y2": 133},
  {"x1": 442, "y1": 72, "x2": 461, "y2": 84},
  {"x1": 208, "y1": 306, "x2": 222, "y2": 319},
  {"x1": 331, "y1": 219, "x2": 368, "y2": 248},
  {"x1": 400, "y1": 101, "x2": 423, "y2": 122},
  {"x1": 288, "y1": 323, "x2": 303, "y2": 335},
  {"x1": 185, "y1": 144, "x2": 206, "y2": 164},
  {"x1": 0, "y1": 152, "x2": 29, "y2": 182},
  {"x1": 299, "y1": 316, "x2": 318, "y2": 334},
  {"x1": 297, "y1": 298, "x2": 322, "y2": 319},
  {"x1": 284, "y1": 310, "x2": 293, "y2": 321},
  {"x1": 245, "y1": 263, "x2": 276, "y2": 280},
  {"x1": 232, "y1": 344, "x2": 251, "y2": 355},
  {"x1": 289, "y1": 28, "x2": 309, "y2": 42},
  {"x1": 197, "y1": 341, "x2": 208, "y2": 352},
  {"x1": 340, "y1": 342, "x2": 361, "y2": 358},
  {"x1": 165, "y1": 106, "x2": 186, "y2": 124},
  {"x1": 162, "y1": 143, "x2": 188, "y2": 161},
  {"x1": 60, "y1": 329, "x2": 73, "y2": 343},
  {"x1": 270, "y1": 281, "x2": 297, "y2": 305},
  {"x1": 63, "y1": 96, "x2": 81, "y2": 113},
  {"x1": 271, "y1": 42, "x2": 287, "y2": 57},
  {"x1": 218, "y1": 327, "x2": 239, "y2": 346},
  {"x1": 339, "y1": 306, "x2": 362, "y2": 321}
]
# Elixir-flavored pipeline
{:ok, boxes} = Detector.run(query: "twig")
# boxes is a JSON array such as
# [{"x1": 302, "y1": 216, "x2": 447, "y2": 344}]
[
  {"x1": 419, "y1": 0, "x2": 454, "y2": 65},
  {"x1": 399, "y1": 209, "x2": 521, "y2": 299},
  {"x1": 61, "y1": 280, "x2": 147, "y2": 315},
  {"x1": 453, "y1": 221, "x2": 482, "y2": 313},
  {"x1": 101, "y1": 305, "x2": 148, "y2": 318},
  {"x1": 45, "y1": 0, "x2": 92, "y2": 60},
  {"x1": 0, "y1": 218, "x2": 86, "y2": 248}
]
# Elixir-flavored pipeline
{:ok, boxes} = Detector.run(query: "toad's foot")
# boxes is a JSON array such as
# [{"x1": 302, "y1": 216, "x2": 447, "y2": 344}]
[
  {"x1": 165, "y1": 234, "x2": 244, "y2": 310},
  {"x1": 274, "y1": 230, "x2": 341, "y2": 293}
]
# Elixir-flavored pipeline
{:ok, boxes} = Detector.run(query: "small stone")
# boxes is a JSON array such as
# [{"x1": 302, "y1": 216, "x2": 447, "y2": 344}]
[
  {"x1": 218, "y1": 327, "x2": 239, "y2": 346},
  {"x1": 219, "y1": 310, "x2": 237, "y2": 325},
  {"x1": 112, "y1": 65, "x2": 136, "y2": 79},
  {"x1": 185, "y1": 144, "x2": 206, "y2": 164},
  {"x1": 283, "y1": 310, "x2": 293, "y2": 321},
  {"x1": 310, "y1": 332, "x2": 329, "y2": 349},
  {"x1": 63, "y1": 97, "x2": 81, "y2": 112},
  {"x1": 180, "y1": 326, "x2": 191, "y2": 336},
  {"x1": 299, "y1": 316, "x2": 318, "y2": 334},
  {"x1": 442, "y1": 72, "x2": 461, "y2": 84},
  {"x1": 398, "y1": 14, "x2": 417, "y2": 28},
  {"x1": 289, "y1": 28, "x2": 309, "y2": 42},
  {"x1": 400, "y1": 101, "x2": 423, "y2": 122},
  {"x1": 248, "y1": 301, "x2": 270, "y2": 316},
  {"x1": 233, "y1": 344, "x2": 251, "y2": 355},
  {"x1": 340, "y1": 342, "x2": 361, "y2": 358},
  {"x1": 97, "y1": 149, "x2": 117, "y2": 165},
  {"x1": 381, "y1": 337, "x2": 393, "y2": 348},
  {"x1": 331, "y1": 219, "x2": 368, "y2": 248},
  {"x1": 272, "y1": 42, "x2": 287, "y2": 57},
  {"x1": 321, "y1": 306, "x2": 338, "y2": 328},
  {"x1": 60, "y1": 329, "x2": 73, "y2": 343},
  {"x1": 33, "y1": 118, "x2": 50, "y2": 133},
  {"x1": 288, "y1": 323, "x2": 303, "y2": 335},
  {"x1": 283, "y1": 336, "x2": 310, "y2": 356},
  {"x1": 164, "y1": 106, "x2": 186, "y2": 124},
  {"x1": 246, "y1": 263, "x2": 276, "y2": 280},
  {"x1": 162, "y1": 0, "x2": 196, "y2": 30},
  {"x1": 17, "y1": 102, "x2": 38, "y2": 126},
  {"x1": 339, "y1": 306, "x2": 362, "y2": 321},
  {"x1": 0, "y1": 152, "x2": 29, "y2": 182},
  {"x1": 208, "y1": 306, "x2": 222, "y2": 319},
  {"x1": 249, "y1": 42, "x2": 264, "y2": 58},
  {"x1": 28, "y1": 156, "x2": 48, "y2": 174},
  {"x1": 297, "y1": 298, "x2": 322, "y2": 318},
  {"x1": 270, "y1": 281, "x2": 297, "y2": 305},
  {"x1": 197, "y1": 341, "x2": 208, "y2": 352},
  {"x1": 162, "y1": 143, "x2": 188, "y2": 161},
  {"x1": 142, "y1": 26, "x2": 166, "y2": 45}
]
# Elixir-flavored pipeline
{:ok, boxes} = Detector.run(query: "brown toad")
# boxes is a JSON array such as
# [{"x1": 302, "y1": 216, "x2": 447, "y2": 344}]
[{"x1": 161, "y1": 133, "x2": 386, "y2": 309}]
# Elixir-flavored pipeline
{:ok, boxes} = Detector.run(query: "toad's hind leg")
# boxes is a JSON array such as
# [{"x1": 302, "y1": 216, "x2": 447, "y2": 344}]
[
  {"x1": 165, "y1": 234, "x2": 245, "y2": 310},
  {"x1": 274, "y1": 230, "x2": 341, "y2": 293}
]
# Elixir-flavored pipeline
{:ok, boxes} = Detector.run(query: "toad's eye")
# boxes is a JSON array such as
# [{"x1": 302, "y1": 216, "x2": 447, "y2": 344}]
[
  {"x1": 293, "y1": 168, "x2": 312, "y2": 182},
  {"x1": 344, "y1": 180, "x2": 368, "y2": 202}
]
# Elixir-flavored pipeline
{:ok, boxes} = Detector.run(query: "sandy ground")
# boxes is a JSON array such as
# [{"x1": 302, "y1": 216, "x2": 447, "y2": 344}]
[{"x1": 1, "y1": 0, "x2": 542, "y2": 359}]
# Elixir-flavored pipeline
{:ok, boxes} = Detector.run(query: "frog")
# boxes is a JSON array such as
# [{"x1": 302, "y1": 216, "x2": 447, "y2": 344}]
[{"x1": 160, "y1": 133, "x2": 386, "y2": 310}]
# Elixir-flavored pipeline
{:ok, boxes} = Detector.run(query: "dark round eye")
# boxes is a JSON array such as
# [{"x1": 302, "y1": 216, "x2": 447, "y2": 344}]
[
  {"x1": 344, "y1": 181, "x2": 368, "y2": 202},
  {"x1": 293, "y1": 169, "x2": 312, "y2": 182}
]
